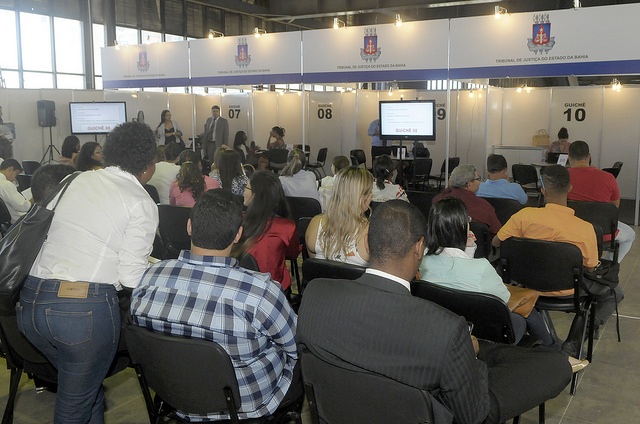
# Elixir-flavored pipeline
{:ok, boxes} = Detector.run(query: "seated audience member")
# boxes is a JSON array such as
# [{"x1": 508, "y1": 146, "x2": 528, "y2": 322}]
[
  {"x1": 567, "y1": 140, "x2": 635, "y2": 262},
  {"x1": 371, "y1": 154, "x2": 409, "y2": 203},
  {"x1": 131, "y1": 189, "x2": 301, "y2": 421},
  {"x1": 493, "y1": 165, "x2": 622, "y2": 356},
  {"x1": 306, "y1": 167, "x2": 372, "y2": 266},
  {"x1": 148, "y1": 142, "x2": 182, "y2": 204},
  {"x1": 421, "y1": 197, "x2": 574, "y2": 355},
  {"x1": 29, "y1": 164, "x2": 76, "y2": 205},
  {"x1": 266, "y1": 126, "x2": 286, "y2": 150},
  {"x1": 170, "y1": 161, "x2": 220, "y2": 207},
  {"x1": 212, "y1": 149, "x2": 249, "y2": 195},
  {"x1": 279, "y1": 149, "x2": 320, "y2": 202},
  {"x1": 0, "y1": 159, "x2": 30, "y2": 222},
  {"x1": 298, "y1": 200, "x2": 572, "y2": 424},
  {"x1": 59, "y1": 135, "x2": 80, "y2": 167},
  {"x1": 209, "y1": 146, "x2": 229, "y2": 178},
  {"x1": 318, "y1": 155, "x2": 350, "y2": 212},
  {"x1": 233, "y1": 130, "x2": 249, "y2": 163},
  {"x1": 236, "y1": 171, "x2": 300, "y2": 295},
  {"x1": 476, "y1": 154, "x2": 528, "y2": 205},
  {"x1": 433, "y1": 164, "x2": 502, "y2": 235},
  {"x1": 0, "y1": 135, "x2": 12, "y2": 165},
  {"x1": 545, "y1": 127, "x2": 571, "y2": 161},
  {"x1": 76, "y1": 141, "x2": 104, "y2": 171}
]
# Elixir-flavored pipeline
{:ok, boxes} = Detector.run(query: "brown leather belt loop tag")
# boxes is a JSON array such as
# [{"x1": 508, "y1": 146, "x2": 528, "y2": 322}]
[{"x1": 58, "y1": 281, "x2": 90, "y2": 299}]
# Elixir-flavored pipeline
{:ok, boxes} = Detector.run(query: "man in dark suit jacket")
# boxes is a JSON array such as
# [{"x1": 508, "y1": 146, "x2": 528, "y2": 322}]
[
  {"x1": 298, "y1": 200, "x2": 572, "y2": 424},
  {"x1": 203, "y1": 105, "x2": 229, "y2": 161}
]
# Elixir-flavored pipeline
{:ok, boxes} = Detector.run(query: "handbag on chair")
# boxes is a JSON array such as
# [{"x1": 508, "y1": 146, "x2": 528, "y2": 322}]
[{"x1": 0, "y1": 172, "x2": 80, "y2": 313}]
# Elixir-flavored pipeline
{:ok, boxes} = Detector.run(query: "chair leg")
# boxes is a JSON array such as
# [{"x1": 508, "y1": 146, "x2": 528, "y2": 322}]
[
  {"x1": 2, "y1": 367, "x2": 22, "y2": 424},
  {"x1": 512, "y1": 415, "x2": 520, "y2": 424},
  {"x1": 539, "y1": 402, "x2": 545, "y2": 424},
  {"x1": 587, "y1": 300, "x2": 596, "y2": 362},
  {"x1": 539, "y1": 310, "x2": 558, "y2": 341}
]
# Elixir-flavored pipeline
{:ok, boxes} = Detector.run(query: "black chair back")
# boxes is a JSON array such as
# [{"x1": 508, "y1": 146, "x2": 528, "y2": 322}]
[
  {"x1": 16, "y1": 174, "x2": 31, "y2": 192},
  {"x1": 126, "y1": 325, "x2": 243, "y2": 420},
  {"x1": 0, "y1": 197, "x2": 12, "y2": 234},
  {"x1": 143, "y1": 184, "x2": 160, "y2": 204},
  {"x1": 316, "y1": 147, "x2": 328, "y2": 165},
  {"x1": 406, "y1": 190, "x2": 437, "y2": 220},
  {"x1": 157, "y1": 204, "x2": 192, "y2": 259},
  {"x1": 603, "y1": 162, "x2": 623, "y2": 178},
  {"x1": 409, "y1": 158, "x2": 433, "y2": 191},
  {"x1": 410, "y1": 281, "x2": 516, "y2": 344},
  {"x1": 568, "y1": 200, "x2": 617, "y2": 246},
  {"x1": 21, "y1": 160, "x2": 40, "y2": 176},
  {"x1": 480, "y1": 197, "x2": 524, "y2": 225},
  {"x1": 512, "y1": 164, "x2": 539, "y2": 186},
  {"x1": 440, "y1": 157, "x2": 460, "y2": 174},
  {"x1": 299, "y1": 344, "x2": 438, "y2": 424},
  {"x1": 264, "y1": 149, "x2": 289, "y2": 171},
  {"x1": 286, "y1": 197, "x2": 322, "y2": 221},
  {"x1": 302, "y1": 258, "x2": 366, "y2": 292},
  {"x1": 237, "y1": 251, "x2": 260, "y2": 272},
  {"x1": 469, "y1": 221, "x2": 491, "y2": 259}
]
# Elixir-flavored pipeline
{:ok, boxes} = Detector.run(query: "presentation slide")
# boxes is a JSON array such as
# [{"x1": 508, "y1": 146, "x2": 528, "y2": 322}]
[
  {"x1": 70, "y1": 102, "x2": 127, "y2": 134},
  {"x1": 380, "y1": 101, "x2": 435, "y2": 140}
]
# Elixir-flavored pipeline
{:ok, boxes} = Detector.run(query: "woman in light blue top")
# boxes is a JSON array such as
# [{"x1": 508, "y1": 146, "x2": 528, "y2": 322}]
[{"x1": 419, "y1": 197, "x2": 555, "y2": 347}]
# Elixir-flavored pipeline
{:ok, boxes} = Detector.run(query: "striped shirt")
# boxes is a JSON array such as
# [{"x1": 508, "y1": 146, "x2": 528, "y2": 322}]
[{"x1": 131, "y1": 251, "x2": 297, "y2": 421}]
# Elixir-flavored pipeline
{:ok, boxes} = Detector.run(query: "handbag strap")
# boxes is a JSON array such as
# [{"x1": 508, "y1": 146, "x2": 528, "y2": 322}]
[{"x1": 44, "y1": 171, "x2": 82, "y2": 212}]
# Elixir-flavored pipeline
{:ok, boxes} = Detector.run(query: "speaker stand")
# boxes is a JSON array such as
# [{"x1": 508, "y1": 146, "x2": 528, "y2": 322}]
[{"x1": 40, "y1": 126, "x2": 60, "y2": 164}]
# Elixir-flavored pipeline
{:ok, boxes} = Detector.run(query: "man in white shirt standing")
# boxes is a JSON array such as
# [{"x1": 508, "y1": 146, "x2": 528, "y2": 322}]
[
  {"x1": 148, "y1": 143, "x2": 181, "y2": 204},
  {"x1": 0, "y1": 159, "x2": 30, "y2": 222}
]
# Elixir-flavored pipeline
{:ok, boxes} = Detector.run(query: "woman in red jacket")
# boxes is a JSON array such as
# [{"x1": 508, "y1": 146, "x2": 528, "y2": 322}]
[{"x1": 237, "y1": 170, "x2": 300, "y2": 296}]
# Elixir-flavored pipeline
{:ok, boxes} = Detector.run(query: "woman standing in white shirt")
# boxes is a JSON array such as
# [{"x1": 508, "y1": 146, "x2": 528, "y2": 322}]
[{"x1": 18, "y1": 122, "x2": 159, "y2": 424}]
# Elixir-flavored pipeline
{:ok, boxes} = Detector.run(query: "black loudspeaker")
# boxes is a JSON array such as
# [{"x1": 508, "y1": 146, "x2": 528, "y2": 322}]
[{"x1": 37, "y1": 100, "x2": 56, "y2": 127}]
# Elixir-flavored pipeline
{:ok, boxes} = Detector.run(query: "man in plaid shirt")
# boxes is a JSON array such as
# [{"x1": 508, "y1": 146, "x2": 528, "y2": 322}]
[{"x1": 131, "y1": 189, "x2": 301, "y2": 421}]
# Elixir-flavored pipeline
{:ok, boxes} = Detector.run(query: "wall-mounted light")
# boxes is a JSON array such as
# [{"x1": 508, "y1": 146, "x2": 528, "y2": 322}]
[
  {"x1": 395, "y1": 14, "x2": 403, "y2": 27},
  {"x1": 114, "y1": 40, "x2": 120, "y2": 50},
  {"x1": 469, "y1": 89, "x2": 474, "y2": 98},
  {"x1": 333, "y1": 18, "x2": 346, "y2": 29},
  {"x1": 612, "y1": 78, "x2": 622, "y2": 92},
  {"x1": 208, "y1": 29, "x2": 224, "y2": 39},
  {"x1": 517, "y1": 83, "x2": 530, "y2": 93},
  {"x1": 573, "y1": 0, "x2": 581, "y2": 8},
  {"x1": 254, "y1": 27, "x2": 267, "y2": 38},
  {"x1": 495, "y1": 5, "x2": 508, "y2": 19}
]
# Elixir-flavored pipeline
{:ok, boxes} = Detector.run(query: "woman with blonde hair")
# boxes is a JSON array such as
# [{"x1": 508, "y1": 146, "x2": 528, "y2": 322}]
[
  {"x1": 305, "y1": 166, "x2": 373, "y2": 265},
  {"x1": 279, "y1": 148, "x2": 319, "y2": 201}
]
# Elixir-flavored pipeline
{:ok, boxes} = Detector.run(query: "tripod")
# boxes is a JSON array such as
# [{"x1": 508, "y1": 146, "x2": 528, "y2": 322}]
[{"x1": 40, "y1": 126, "x2": 60, "y2": 164}]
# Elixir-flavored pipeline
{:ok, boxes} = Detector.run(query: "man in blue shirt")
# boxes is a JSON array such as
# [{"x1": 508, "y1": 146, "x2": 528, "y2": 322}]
[
  {"x1": 476, "y1": 154, "x2": 528, "y2": 204},
  {"x1": 131, "y1": 189, "x2": 301, "y2": 421}
]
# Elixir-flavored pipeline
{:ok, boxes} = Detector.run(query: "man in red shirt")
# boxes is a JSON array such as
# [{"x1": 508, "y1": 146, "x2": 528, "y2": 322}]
[
  {"x1": 433, "y1": 164, "x2": 501, "y2": 235},
  {"x1": 568, "y1": 140, "x2": 635, "y2": 262}
]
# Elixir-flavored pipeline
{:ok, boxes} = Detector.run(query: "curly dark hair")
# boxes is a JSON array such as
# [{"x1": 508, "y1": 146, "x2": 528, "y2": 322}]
[
  {"x1": 103, "y1": 122, "x2": 156, "y2": 175},
  {"x1": 177, "y1": 161, "x2": 205, "y2": 201},
  {"x1": 76, "y1": 142, "x2": 102, "y2": 171}
]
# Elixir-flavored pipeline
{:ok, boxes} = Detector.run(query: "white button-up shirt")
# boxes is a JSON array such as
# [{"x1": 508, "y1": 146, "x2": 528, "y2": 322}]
[
  {"x1": 30, "y1": 167, "x2": 159, "y2": 289},
  {"x1": 0, "y1": 172, "x2": 30, "y2": 222}
]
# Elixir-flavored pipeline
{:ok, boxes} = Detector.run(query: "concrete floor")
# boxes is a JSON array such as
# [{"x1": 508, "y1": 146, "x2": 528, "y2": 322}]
[{"x1": 0, "y1": 227, "x2": 638, "y2": 424}]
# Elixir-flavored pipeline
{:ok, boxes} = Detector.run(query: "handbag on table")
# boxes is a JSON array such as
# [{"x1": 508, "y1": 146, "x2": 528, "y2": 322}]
[{"x1": 532, "y1": 129, "x2": 550, "y2": 147}]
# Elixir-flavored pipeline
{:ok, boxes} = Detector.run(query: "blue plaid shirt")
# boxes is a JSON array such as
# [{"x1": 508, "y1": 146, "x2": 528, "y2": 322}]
[{"x1": 130, "y1": 251, "x2": 297, "y2": 420}]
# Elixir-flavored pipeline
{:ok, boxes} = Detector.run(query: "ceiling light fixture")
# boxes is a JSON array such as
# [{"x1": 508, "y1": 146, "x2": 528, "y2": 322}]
[
  {"x1": 114, "y1": 40, "x2": 120, "y2": 50},
  {"x1": 208, "y1": 29, "x2": 224, "y2": 39},
  {"x1": 254, "y1": 27, "x2": 267, "y2": 38},
  {"x1": 333, "y1": 17, "x2": 346, "y2": 29},
  {"x1": 395, "y1": 14, "x2": 403, "y2": 27},
  {"x1": 495, "y1": 5, "x2": 508, "y2": 19},
  {"x1": 612, "y1": 78, "x2": 621, "y2": 92}
]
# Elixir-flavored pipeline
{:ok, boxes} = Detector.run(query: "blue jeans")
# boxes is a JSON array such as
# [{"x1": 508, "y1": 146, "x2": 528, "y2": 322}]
[{"x1": 17, "y1": 276, "x2": 120, "y2": 424}]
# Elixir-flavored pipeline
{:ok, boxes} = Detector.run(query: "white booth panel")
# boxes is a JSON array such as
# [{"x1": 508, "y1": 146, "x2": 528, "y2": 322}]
[
  {"x1": 414, "y1": 90, "x2": 451, "y2": 175},
  {"x1": 341, "y1": 92, "x2": 357, "y2": 160},
  {"x1": 550, "y1": 87, "x2": 603, "y2": 166},
  {"x1": 71, "y1": 90, "x2": 104, "y2": 103},
  {"x1": 277, "y1": 93, "x2": 304, "y2": 147},
  {"x1": 454, "y1": 90, "x2": 487, "y2": 172},
  {"x1": 221, "y1": 94, "x2": 250, "y2": 148},
  {"x1": 168, "y1": 93, "x2": 195, "y2": 146},
  {"x1": 252, "y1": 92, "x2": 278, "y2": 149},
  {"x1": 308, "y1": 92, "x2": 343, "y2": 173},
  {"x1": 356, "y1": 90, "x2": 379, "y2": 165},
  {"x1": 104, "y1": 90, "x2": 142, "y2": 124},
  {"x1": 601, "y1": 87, "x2": 640, "y2": 199},
  {"x1": 194, "y1": 94, "x2": 220, "y2": 143},
  {"x1": 486, "y1": 87, "x2": 503, "y2": 147},
  {"x1": 501, "y1": 88, "x2": 551, "y2": 146}
]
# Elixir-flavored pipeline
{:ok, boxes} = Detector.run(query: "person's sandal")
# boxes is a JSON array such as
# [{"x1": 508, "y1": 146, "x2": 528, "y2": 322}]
[{"x1": 569, "y1": 356, "x2": 589, "y2": 373}]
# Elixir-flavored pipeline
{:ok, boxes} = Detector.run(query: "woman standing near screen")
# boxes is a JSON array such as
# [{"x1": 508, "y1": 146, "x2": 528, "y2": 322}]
[{"x1": 156, "y1": 110, "x2": 183, "y2": 146}]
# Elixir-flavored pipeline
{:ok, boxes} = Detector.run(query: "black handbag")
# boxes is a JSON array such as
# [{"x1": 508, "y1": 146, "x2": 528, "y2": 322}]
[{"x1": 0, "y1": 172, "x2": 80, "y2": 313}]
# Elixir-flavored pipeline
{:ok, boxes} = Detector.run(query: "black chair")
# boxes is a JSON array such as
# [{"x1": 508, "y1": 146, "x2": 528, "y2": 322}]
[
  {"x1": 299, "y1": 343, "x2": 438, "y2": 424},
  {"x1": 301, "y1": 258, "x2": 366, "y2": 294},
  {"x1": 408, "y1": 157, "x2": 433, "y2": 191},
  {"x1": 469, "y1": 221, "x2": 491, "y2": 259},
  {"x1": 406, "y1": 190, "x2": 437, "y2": 221},
  {"x1": 602, "y1": 161, "x2": 623, "y2": 178},
  {"x1": 427, "y1": 157, "x2": 460, "y2": 190},
  {"x1": 16, "y1": 174, "x2": 31, "y2": 192},
  {"x1": 126, "y1": 325, "x2": 301, "y2": 424},
  {"x1": 567, "y1": 200, "x2": 619, "y2": 262},
  {"x1": 143, "y1": 184, "x2": 160, "y2": 204},
  {"x1": 500, "y1": 237, "x2": 594, "y2": 395},
  {"x1": 371, "y1": 146, "x2": 394, "y2": 161},
  {"x1": 411, "y1": 281, "x2": 515, "y2": 344},
  {"x1": 21, "y1": 161, "x2": 40, "y2": 176},
  {"x1": 480, "y1": 197, "x2": 525, "y2": 225},
  {"x1": 512, "y1": 164, "x2": 541, "y2": 205},
  {"x1": 263, "y1": 149, "x2": 289, "y2": 173},
  {"x1": 237, "y1": 251, "x2": 260, "y2": 272},
  {"x1": 157, "y1": 204, "x2": 192, "y2": 259},
  {"x1": 286, "y1": 197, "x2": 322, "y2": 291},
  {"x1": 306, "y1": 148, "x2": 328, "y2": 179},
  {"x1": 349, "y1": 149, "x2": 367, "y2": 168},
  {"x1": 0, "y1": 197, "x2": 12, "y2": 235}
]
